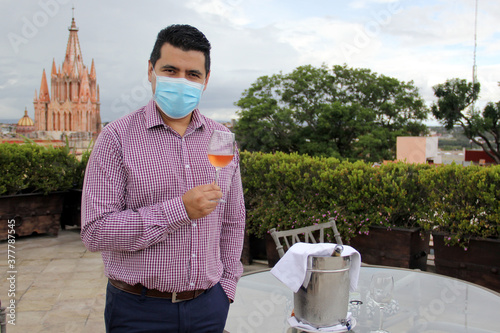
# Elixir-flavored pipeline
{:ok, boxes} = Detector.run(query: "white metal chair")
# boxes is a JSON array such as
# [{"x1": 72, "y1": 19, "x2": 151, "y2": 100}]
[{"x1": 269, "y1": 218, "x2": 343, "y2": 258}]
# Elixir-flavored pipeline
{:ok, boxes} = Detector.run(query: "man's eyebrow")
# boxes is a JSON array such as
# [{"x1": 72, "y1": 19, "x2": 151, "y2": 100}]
[
  {"x1": 159, "y1": 65, "x2": 203, "y2": 76},
  {"x1": 160, "y1": 64, "x2": 178, "y2": 71}
]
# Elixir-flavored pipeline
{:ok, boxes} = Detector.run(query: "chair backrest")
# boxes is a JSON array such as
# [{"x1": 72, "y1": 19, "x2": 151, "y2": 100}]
[{"x1": 269, "y1": 219, "x2": 342, "y2": 258}]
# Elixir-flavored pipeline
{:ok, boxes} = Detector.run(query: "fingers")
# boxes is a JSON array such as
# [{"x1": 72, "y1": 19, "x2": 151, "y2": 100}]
[
  {"x1": 203, "y1": 184, "x2": 223, "y2": 202},
  {"x1": 182, "y1": 184, "x2": 223, "y2": 220},
  {"x1": 208, "y1": 183, "x2": 222, "y2": 192},
  {"x1": 197, "y1": 184, "x2": 222, "y2": 201}
]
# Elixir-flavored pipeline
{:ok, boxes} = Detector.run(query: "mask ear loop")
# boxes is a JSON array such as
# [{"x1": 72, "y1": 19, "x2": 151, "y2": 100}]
[
  {"x1": 201, "y1": 77, "x2": 207, "y2": 95},
  {"x1": 151, "y1": 64, "x2": 157, "y2": 78},
  {"x1": 151, "y1": 65, "x2": 157, "y2": 99}
]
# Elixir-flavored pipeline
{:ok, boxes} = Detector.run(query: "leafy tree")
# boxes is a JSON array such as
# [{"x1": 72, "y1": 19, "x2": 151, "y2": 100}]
[
  {"x1": 234, "y1": 64, "x2": 429, "y2": 161},
  {"x1": 432, "y1": 78, "x2": 500, "y2": 164}
]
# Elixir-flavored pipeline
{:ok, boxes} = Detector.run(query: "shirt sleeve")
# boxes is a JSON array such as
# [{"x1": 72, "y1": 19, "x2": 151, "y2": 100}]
[
  {"x1": 218, "y1": 150, "x2": 246, "y2": 301},
  {"x1": 80, "y1": 127, "x2": 192, "y2": 252}
]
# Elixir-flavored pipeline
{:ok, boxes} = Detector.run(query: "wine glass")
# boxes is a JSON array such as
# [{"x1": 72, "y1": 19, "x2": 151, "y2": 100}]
[
  {"x1": 207, "y1": 130, "x2": 236, "y2": 202},
  {"x1": 369, "y1": 273, "x2": 394, "y2": 333}
]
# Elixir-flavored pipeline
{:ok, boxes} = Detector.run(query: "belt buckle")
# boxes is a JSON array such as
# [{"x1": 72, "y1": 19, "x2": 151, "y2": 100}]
[{"x1": 171, "y1": 292, "x2": 185, "y2": 303}]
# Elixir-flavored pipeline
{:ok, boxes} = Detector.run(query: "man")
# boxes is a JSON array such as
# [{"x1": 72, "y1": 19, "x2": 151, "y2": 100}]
[{"x1": 81, "y1": 24, "x2": 245, "y2": 332}]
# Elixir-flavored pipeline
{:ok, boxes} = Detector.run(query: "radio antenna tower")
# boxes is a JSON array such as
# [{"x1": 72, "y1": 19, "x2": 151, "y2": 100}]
[{"x1": 472, "y1": 0, "x2": 479, "y2": 113}]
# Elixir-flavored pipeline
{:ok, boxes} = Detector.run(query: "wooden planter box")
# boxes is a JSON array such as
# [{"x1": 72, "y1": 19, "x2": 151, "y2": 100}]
[
  {"x1": 0, "y1": 192, "x2": 65, "y2": 240},
  {"x1": 432, "y1": 232, "x2": 500, "y2": 293},
  {"x1": 240, "y1": 232, "x2": 270, "y2": 266},
  {"x1": 349, "y1": 226, "x2": 430, "y2": 270},
  {"x1": 60, "y1": 189, "x2": 82, "y2": 229}
]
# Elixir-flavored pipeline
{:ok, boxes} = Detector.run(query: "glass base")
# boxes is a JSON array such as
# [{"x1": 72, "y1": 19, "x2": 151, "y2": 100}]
[{"x1": 370, "y1": 330, "x2": 389, "y2": 333}]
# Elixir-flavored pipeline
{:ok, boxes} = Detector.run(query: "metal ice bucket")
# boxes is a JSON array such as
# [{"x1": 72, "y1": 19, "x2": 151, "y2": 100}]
[{"x1": 294, "y1": 254, "x2": 351, "y2": 328}]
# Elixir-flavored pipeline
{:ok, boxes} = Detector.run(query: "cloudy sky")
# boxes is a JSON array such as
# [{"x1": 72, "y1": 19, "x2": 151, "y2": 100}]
[{"x1": 1, "y1": 0, "x2": 499, "y2": 125}]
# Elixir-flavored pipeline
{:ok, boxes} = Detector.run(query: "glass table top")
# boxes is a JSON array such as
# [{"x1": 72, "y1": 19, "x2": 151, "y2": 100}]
[{"x1": 225, "y1": 266, "x2": 500, "y2": 333}]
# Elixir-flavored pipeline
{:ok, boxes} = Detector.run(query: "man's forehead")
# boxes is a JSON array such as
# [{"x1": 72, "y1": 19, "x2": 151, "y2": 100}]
[{"x1": 159, "y1": 43, "x2": 206, "y2": 69}]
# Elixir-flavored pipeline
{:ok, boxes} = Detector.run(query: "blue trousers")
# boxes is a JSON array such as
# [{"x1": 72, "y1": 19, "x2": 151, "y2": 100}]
[{"x1": 104, "y1": 281, "x2": 230, "y2": 333}]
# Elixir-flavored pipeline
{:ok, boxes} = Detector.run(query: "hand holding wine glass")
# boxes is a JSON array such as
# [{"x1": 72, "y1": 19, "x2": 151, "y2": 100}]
[
  {"x1": 207, "y1": 130, "x2": 235, "y2": 202},
  {"x1": 370, "y1": 273, "x2": 394, "y2": 333}
]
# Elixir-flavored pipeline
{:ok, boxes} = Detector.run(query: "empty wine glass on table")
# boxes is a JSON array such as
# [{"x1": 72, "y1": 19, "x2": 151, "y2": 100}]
[
  {"x1": 369, "y1": 273, "x2": 394, "y2": 333},
  {"x1": 207, "y1": 130, "x2": 235, "y2": 202}
]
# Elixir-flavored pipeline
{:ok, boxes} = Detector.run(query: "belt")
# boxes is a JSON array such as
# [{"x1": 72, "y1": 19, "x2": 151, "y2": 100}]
[{"x1": 109, "y1": 279, "x2": 206, "y2": 303}]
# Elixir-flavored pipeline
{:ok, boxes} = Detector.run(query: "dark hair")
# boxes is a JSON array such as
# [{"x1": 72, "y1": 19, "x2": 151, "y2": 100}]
[{"x1": 150, "y1": 24, "x2": 211, "y2": 75}]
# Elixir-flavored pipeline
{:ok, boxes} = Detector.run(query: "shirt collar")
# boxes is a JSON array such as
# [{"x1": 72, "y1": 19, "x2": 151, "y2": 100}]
[
  {"x1": 145, "y1": 99, "x2": 164, "y2": 129},
  {"x1": 145, "y1": 98, "x2": 205, "y2": 132},
  {"x1": 189, "y1": 107, "x2": 205, "y2": 131}
]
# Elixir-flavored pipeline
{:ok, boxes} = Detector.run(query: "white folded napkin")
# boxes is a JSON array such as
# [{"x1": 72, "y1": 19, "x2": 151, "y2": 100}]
[
  {"x1": 270, "y1": 242, "x2": 361, "y2": 293},
  {"x1": 287, "y1": 312, "x2": 355, "y2": 332}
]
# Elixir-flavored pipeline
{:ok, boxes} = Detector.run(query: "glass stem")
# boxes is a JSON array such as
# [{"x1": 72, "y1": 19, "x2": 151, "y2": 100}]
[
  {"x1": 379, "y1": 305, "x2": 384, "y2": 330},
  {"x1": 214, "y1": 167, "x2": 221, "y2": 185}
]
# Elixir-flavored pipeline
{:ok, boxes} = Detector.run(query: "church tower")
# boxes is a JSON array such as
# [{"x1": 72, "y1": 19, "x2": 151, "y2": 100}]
[{"x1": 33, "y1": 15, "x2": 101, "y2": 139}]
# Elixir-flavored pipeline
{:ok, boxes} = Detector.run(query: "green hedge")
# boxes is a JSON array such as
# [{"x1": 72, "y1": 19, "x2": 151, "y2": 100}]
[
  {"x1": 241, "y1": 151, "x2": 343, "y2": 238},
  {"x1": 241, "y1": 151, "x2": 500, "y2": 247},
  {"x1": 0, "y1": 143, "x2": 84, "y2": 196},
  {"x1": 2, "y1": 144, "x2": 497, "y2": 247},
  {"x1": 419, "y1": 163, "x2": 500, "y2": 247}
]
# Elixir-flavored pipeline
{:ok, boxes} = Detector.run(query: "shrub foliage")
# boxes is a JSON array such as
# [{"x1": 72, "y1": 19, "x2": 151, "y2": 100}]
[
  {"x1": 0, "y1": 143, "x2": 84, "y2": 195},
  {"x1": 2, "y1": 144, "x2": 497, "y2": 248},
  {"x1": 241, "y1": 151, "x2": 499, "y2": 247}
]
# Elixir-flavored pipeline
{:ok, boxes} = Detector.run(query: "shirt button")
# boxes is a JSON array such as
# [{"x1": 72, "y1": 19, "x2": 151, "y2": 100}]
[
  {"x1": 192, "y1": 223, "x2": 197, "y2": 227},
  {"x1": 185, "y1": 164, "x2": 190, "y2": 169},
  {"x1": 189, "y1": 283, "x2": 195, "y2": 287},
  {"x1": 192, "y1": 253, "x2": 196, "y2": 258}
]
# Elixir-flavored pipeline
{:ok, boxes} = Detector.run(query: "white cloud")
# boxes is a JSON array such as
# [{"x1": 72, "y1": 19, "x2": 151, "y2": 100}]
[
  {"x1": 185, "y1": 0, "x2": 250, "y2": 26},
  {"x1": 350, "y1": 0, "x2": 400, "y2": 10}
]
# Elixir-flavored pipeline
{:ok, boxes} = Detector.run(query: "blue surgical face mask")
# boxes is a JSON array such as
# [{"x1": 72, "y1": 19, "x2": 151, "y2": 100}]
[{"x1": 152, "y1": 70, "x2": 205, "y2": 119}]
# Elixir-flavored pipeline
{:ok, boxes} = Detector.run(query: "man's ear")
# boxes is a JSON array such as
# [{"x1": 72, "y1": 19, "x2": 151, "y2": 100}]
[
  {"x1": 148, "y1": 60, "x2": 154, "y2": 83},
  {"x1": 203, "y1": 70, "x2": 211, "y2": 91}
]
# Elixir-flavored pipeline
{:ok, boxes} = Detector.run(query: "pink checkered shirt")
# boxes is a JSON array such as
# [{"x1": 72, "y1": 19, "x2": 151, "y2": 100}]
[{"x1": 81, "y1": 99, "x2": 245, "y2": 300}]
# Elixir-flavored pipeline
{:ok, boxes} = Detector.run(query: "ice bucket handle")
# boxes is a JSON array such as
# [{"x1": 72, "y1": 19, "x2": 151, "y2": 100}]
[{"x1": 308, "y1": 267, "x2": 350, "y2": 273}]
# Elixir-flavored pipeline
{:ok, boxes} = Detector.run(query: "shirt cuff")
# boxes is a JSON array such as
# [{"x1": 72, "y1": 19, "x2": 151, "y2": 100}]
[
  {"x1": 160, "y1": 197, "x2": 192, "y2": 229},
  {"x1": 219, "y1": 277, "x2": 238, "y2": 301}
]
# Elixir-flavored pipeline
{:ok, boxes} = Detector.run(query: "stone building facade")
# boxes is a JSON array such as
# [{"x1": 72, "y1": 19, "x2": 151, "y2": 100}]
[{"x1": 33, "y1": 17, "x2": 101, "y2": 139}]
